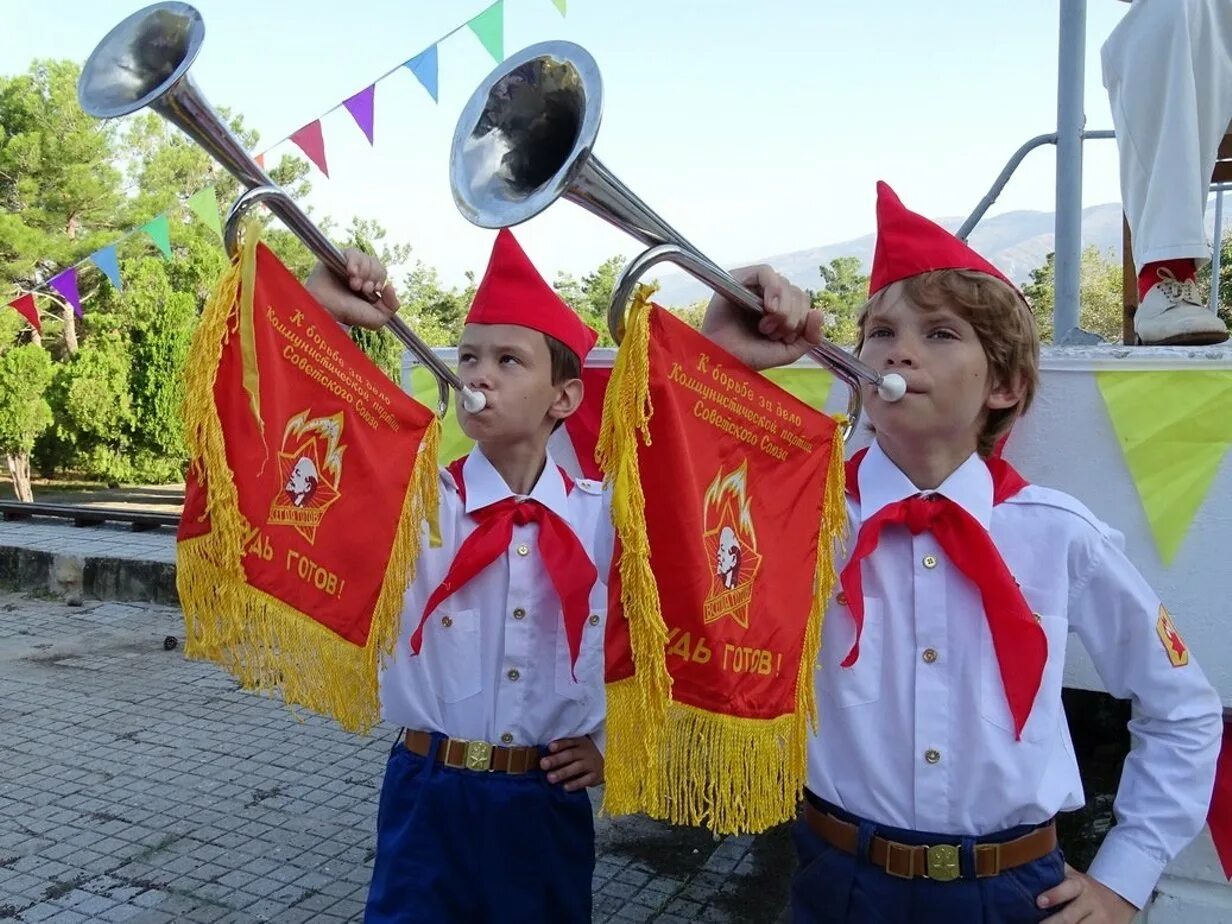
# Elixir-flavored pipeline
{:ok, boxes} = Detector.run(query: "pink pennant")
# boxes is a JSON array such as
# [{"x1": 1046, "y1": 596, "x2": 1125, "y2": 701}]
[
  {"x1": 290, "y1": 121, "x2": 329, "y2": 177},
  {"x1": 255, "y1": 152, "x2": 267, "y2": 170},
  {"x1": 48, "y1": 267, "x2": 83, "y2": 319},
  {"x1": 7, "y1": 293, "x2": 40, "y2": 333},
  {"x1": 343, "y1": 85, "x2": 376, "y2": 145}
]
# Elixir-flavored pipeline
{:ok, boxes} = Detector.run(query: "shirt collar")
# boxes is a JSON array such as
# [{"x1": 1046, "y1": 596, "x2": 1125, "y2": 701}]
[
  {"x1": 858, "y1": 440, "x2": 994, "y2": 529},
  {"x1": 461, "y1": 446, "x2": 572, "y2": 522}
]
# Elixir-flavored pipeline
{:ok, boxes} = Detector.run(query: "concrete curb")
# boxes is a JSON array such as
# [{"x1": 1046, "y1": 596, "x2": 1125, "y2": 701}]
[{"x1": 0, "y1": 544, "x2": 178, "y2": 606}]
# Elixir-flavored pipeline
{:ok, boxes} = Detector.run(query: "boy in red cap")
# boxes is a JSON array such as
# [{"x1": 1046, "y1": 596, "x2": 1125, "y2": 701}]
[
  {"x1": 308, "y1": 230, "x2": 810, "y2": 922},
  {"x1": 704, "y1": 183, "x2": 1222, "y2": 923}
]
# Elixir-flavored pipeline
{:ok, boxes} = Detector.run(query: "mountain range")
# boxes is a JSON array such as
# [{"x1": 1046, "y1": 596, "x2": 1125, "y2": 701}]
[{"x1": 651, "y1": 202, "x2": 1140, "y2": 306}]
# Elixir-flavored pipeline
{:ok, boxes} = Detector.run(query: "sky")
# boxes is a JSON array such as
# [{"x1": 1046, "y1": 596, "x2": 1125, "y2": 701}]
[{"x1": 3, "y1": 0, "x2": 1132, "y2": 288}]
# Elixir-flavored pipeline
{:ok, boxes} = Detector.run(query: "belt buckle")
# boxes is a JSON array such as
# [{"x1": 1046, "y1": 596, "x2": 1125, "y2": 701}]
[
  {"x1": 926, "y1": 844, "x2": 960, "y2": 882},
  {"x1": 463, "y1": 739, "x2": 493, "y2": 771}
]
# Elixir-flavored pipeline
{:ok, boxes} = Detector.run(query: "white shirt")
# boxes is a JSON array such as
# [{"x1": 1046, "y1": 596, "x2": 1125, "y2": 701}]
[
  {"x1": 380, "y1": 447, "x2": 613, "y2": 751},
  {"x1": 807, "y1": 441, "x2": 1222, "y2": 908}
]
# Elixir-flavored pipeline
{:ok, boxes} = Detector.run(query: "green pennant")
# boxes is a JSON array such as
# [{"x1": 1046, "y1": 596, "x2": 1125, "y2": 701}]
[
  {"x1": 551, "y1": 0, "x2": 566, "y2": 14},
  {"x1": 186, "y1": 186, "x2": 222, "y2": 240},
  {"x1": 142, "y1": 214, "x2": 173, "y2": 258},
  {"x1": 410, "y1": 367, "x2": 473, "y2": 462},
  {"x1": 468, "y1": 1, "x2": 504, "y2": 63},
  {"x1": 1096, "y1": 369, "x2": 1232, "y2": 564}
]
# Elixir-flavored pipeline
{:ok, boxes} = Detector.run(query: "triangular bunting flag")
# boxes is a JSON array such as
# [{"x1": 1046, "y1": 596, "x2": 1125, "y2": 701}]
[
  {"x1": 91, "y1": 245, "x2": 123, "y2": 291},
  {"x1": 343, "y1": 84, "x2": 376, "y2": 145},
  {"x1": 551, "y1": 0, "x2": 566, "y2": 14},
  {"x1": 1097, "y1": 369, "x2": 1232, "y2": 564},
  {"x1": 468, "y1": 2, "x2": 504, "y2": 63},
  {"x1": 48, "y1": 267, "x2": 83, "y2": 319},
  {"x1": 7, "y1": 293, "x2": 40, "y2": 332},
  {"x1": 186, "y1": 186, "x2": 223, "y2": 240},
  {"x1": 255, "y1": 152, "x2": 266, "y2": 170},
  {"x1": 405, "y1": 45, "x2": 439, "y2": 102},
  {"x1": 290, "y1": 120, "x2": 329, "y2": 177},
  {"x1": 142, "y1": 214, "x2": 173, "y2": 258}
]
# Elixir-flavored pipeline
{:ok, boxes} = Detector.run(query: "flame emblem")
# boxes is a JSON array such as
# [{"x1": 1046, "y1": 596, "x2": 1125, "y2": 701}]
[
  {"x1": 701, "y1": 460, "x2": 762, "y2": 629},
  {"x1": 268, "y1": 411, "x2": 346, "y2": 543}
]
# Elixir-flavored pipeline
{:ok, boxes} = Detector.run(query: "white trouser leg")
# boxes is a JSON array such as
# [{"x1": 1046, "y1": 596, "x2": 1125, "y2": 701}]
[{"x1": 1101, "y1": 0, "x2": 1232, "y2": 271}]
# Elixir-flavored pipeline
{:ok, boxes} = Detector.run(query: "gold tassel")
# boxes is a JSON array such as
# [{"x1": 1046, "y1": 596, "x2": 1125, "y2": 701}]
[{"x1": 177, "y1": 227, "x2": 440, "y2": 734}]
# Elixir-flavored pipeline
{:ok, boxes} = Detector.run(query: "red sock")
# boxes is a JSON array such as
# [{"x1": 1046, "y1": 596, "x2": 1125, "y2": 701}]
[{"x1": 1138, "y1": 258, "x2": 1197, "y2": 302}]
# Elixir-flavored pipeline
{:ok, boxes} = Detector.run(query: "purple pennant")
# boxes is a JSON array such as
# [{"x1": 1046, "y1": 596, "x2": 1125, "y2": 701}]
[
  {"x1": 48, "y1": 266, "x2": 83, "y2": 319},
  {"x1": 343, "y1": 84, "x2": 376, "y2": 145}
]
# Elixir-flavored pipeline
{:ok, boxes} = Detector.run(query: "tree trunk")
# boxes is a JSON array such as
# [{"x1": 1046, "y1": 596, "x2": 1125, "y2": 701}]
[
  {"x1": 6, "y1": 452, "x2": 33, "y2": 503},
  {"x1": 62, "y1": 300, "x2": 77, "y2": 354}
]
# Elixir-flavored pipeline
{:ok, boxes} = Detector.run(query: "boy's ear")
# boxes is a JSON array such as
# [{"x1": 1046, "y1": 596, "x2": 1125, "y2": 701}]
[
  {"x1": 986, "y1": 370, "x2": 1025, "y2": 411},
  {"x1": 547, "y1": 377, "x2": 584, "y2": 423}
]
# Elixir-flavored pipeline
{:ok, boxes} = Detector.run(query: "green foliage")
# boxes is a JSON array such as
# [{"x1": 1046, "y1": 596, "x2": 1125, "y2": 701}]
[
  {"x1": 1022, "y1": 247, "x2": 1126, "y2": 342},
  {"x1": 0, "y1": 342, "x2": 53, "y2": 456},
  {"x1": 810, "y1": 256, "x2": 868, "y2": 345},
  {"x1": 1196, "y1": 233, "x2": 1232, "y2": 326},
  {"x1": 554, "y1": 255, "x2": 627, "y2": 346}
]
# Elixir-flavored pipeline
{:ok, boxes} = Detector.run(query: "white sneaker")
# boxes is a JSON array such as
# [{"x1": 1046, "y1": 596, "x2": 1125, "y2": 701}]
[{"x1": 1134, "y1": 268, "x2": 1229, "y2": 346}]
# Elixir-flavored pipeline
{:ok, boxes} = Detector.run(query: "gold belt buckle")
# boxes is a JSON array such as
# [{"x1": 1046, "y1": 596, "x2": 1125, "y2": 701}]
[
  {"x1": 926, "y1": 844, "x2": 960, "y2": 882},
  {"x1": 463, "y1": 739, "x2": 493, "y2": 771}
]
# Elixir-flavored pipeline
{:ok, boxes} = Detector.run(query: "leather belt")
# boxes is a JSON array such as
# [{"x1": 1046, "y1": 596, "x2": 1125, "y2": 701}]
[
  {"x1": 403, "y1": 729, "x2": 540, "y2": 774},
  {"x1": 803, "y1": 802, "x2": 1057, "y2": 881}
]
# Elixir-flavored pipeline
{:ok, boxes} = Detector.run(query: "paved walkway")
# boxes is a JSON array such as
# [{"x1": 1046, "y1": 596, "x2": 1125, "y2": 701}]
[{"x1": 0, "y1": 544, "x2": 793, "y2": 923}]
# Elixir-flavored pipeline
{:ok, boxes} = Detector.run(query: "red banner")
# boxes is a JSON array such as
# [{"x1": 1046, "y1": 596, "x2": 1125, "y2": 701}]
[
  {"x1": 599, "y1": 293, "x2": 845, "y2": 833},
  {"x1": 177, "y1": 236, "x2": 439, "y2": 732}
]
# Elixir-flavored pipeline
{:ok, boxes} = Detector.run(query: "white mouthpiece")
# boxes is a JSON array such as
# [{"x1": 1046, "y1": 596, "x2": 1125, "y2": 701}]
[
  {"x1": 461, "y1": 387, "x2": 487, "y2": 413},
  {"x1": 877, "y1": 373, "x2": 907, "y2": 402}
]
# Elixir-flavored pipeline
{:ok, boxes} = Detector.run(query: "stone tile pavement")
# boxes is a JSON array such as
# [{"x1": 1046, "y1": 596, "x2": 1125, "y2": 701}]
[{"x1": 0, "y1": 589, "x2": 794, "y2": 923}]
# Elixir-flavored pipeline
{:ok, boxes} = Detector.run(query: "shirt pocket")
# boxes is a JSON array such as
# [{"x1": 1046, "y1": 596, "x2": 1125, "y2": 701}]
[
  {"x1": 423, "y1": 608, "x2": 482, "y2": 704},
  {"x1": 819, "y1": 597, "x2": 884, "y2": 708},
  {"x1": 979, "y1": 610, "x2": 1067, "y2": 742},
  {"x1": 555, "y1": 607, "x2": 605, "y2": 703}
]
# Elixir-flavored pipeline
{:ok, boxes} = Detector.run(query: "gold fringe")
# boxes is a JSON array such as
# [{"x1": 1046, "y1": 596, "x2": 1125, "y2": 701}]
[
  {"x1": 176, "y1": 226, "x2": 440, "y2": 733},
  {"x1": 796, "y1": 422, "x2": 847, "y2": 735},
  {"x1": 597, "y1": 287, "x2": 673, "y2": 813},
  {"x1": 600, "y1": 299, "x2": 850, "y2": 832}
]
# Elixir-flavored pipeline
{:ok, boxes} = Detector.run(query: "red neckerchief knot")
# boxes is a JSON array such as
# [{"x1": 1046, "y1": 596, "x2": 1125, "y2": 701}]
[{"x1": 412, "y1": 461, "x2": 597, "y2": 677}]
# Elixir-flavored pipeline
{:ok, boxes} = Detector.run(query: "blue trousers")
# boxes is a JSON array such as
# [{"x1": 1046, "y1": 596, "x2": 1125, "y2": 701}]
[
  {"x1": 365, "y1": 733, "x2": 595, "y2": 923},
  {"x1": 791, "y1": 796, "x2": 1067, "y2": 924}
]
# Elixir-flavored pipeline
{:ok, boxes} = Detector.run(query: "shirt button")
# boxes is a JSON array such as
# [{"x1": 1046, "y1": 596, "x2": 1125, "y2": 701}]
[
  {"x1": 922, "y1": 648, "x2": 938, "y2": 664},
  {"x1": 440, "y1": 616, "x2": 453, "y2": 628},
  {"x1": 512, "y1": 607, "x2": 526, "y2": 620},
  {"x1": 516, "y1": 544, "x2": 530, "y2": 557},
  {"x1": 922, "y1": 554, "x2": 938, "y2": 569},
  {"x1": 506, "y1": 669, "x2": 520, "y2": 682},
  {"x1": 925, "y1": 748, "x2": 941, "y2": 764},
  {"x1": 500, "y1": 732, "x2": 513, "y2": 745},
  {"x1": 588, "y1": 613, "x2": 600, "y2": 626}
]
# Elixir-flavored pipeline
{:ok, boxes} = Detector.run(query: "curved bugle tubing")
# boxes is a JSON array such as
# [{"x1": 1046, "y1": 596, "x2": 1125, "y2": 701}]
[
  {"x1": 449, "y1": 40, "x2": 904, "y2": 433},
  {"x1": 78, "y1": 2, "x2": 484, "y2": 416}
]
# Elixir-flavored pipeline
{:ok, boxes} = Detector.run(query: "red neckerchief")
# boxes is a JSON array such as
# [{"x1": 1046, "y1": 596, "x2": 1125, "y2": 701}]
[
  {"x1": 411, "y1": 456, "x2": 596, "y2": 676},
  {"x1": 840, "y1": 448, "x2": 1044, "y2": 740}
]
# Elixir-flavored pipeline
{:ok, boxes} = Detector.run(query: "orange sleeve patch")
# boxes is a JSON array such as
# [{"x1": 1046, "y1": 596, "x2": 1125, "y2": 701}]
[{"x1": 1156, "y1": 604, "x2": 1189, "y2": 668}]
